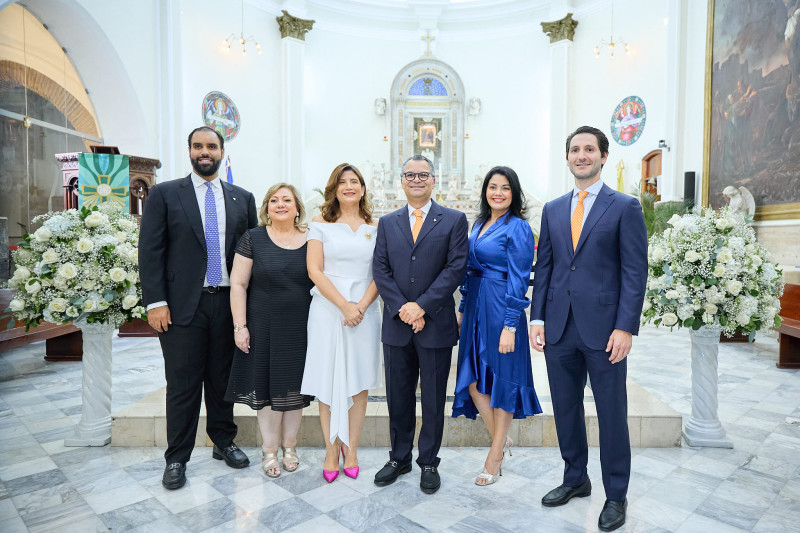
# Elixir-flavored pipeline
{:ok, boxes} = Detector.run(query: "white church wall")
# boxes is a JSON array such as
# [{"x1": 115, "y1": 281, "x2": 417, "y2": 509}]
[{"x1": 568, "y1": 0, "x2": 669, "y2": 197}]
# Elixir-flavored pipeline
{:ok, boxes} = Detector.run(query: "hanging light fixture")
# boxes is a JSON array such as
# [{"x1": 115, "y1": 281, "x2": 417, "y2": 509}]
[
  {"x1": 222, "y1": 0, "x2": 261, "y2": 56},
  {"x1": 593, "y1": 0, "x2": 629, "y2": 60}
]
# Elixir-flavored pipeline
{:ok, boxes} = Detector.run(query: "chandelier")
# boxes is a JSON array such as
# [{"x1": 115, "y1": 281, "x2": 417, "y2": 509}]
[
  {"x1": 222, "y1": 0, "x2": 261, "y2": 56},
  {"x1": 593, "y1": 0, "x2": 629, "y2": 60}
]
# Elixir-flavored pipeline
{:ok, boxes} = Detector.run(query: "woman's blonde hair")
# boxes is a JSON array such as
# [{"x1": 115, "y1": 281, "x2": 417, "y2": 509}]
[
  {"x1": 319, "y1": 163, "x2": 373, "y2": 223},
  {"x1": 258, "y1": 182, "x2": 307, "y2": 230}
]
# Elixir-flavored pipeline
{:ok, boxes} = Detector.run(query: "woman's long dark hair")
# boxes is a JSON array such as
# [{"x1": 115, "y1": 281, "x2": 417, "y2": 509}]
[{"x1": 474, "y1": 166, "x2": 527, "y2": 228}]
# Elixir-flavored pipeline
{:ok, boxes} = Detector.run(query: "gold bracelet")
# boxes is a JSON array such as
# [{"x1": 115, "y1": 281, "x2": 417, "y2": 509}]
[{"x1": 233, "y1": 323, "x2": 247, "y2": 333}]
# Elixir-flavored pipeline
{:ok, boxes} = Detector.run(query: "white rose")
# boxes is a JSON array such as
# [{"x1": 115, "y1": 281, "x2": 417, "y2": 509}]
[
  {"x1": 666, "y1": 290, "x2": 680, "y2": 300},
  {"x1": 83, "y1": 300, "x2": 97, "y2": 312},
  {"x1": 662, "y1": 313, "x2": 679, "y2": 326},
  {"x1": 642, "y1": 300, "x2": 652, "y2": 312},
  {"x1": 128, "y1": 248, "x2": 138, "y2": 262},
  {"x1": 14, "y1": 266, "x2": 31, "y2": 280},
  {"x1": 41, "y1": 278, "x2": 52, "y2": 287},
  {"x1": 750, "y1": 255, "x2": 762, "y2": 267},
  {"x1": 717, "y1": 248, "x2": 733, "y2": 263},
  {"x1": 122, "y1": 295, "x2": 139, "y2": 309},
  {"x1": 75, "y1": 238, "x2": 94, "y2": 253},
  {"x1": 651, "y1": 247, "x2": 665, "y2": 263},
  {"x1": 703, "y1": 312, "x2": 715, "y2": 324},
  {"x1": 48, "y1": 298, "x2": 68, "y2": 313},
  {"x1": 16, "y1": 249, "x2": 33, "y2": 262},
  {"x1": 66, "y1": 306, "x2": 80, "y2": 318},
  {"x1": 114, "y1": 231, "x2": 128, "y2": 243},
  {"x1": 56, "y1": 263, "x2": 78, "y2": 279},
  {"x1": 725, "y1": 280, "x2": 743, "y2": 295},
  {"x1": 684, "y1": 250, "x2": 702, "y2": 262},
  {"x1": 713, "y1": 264, "x2": 726, "y2": 277},
  {"x1": 41, "y1": 248, "x2": 59, "y2": 264},
  {"x1": 9, "y1": 299, "x2": 25, "y2": 312},
  {"x1": 745, "y1": 244, "x2": 755, "y2": 253},
  {"x1": 667, "y1": 214, "x2": 683, "y2": 227},
  {"x1": 25, "y1": 280, "x2": 41, "y2": 294},
  {"x1": 33, "y1": 227, "x2": 52, "y2": 242},
  {"x1": 84, "y1": 212, "x2": 108, "y2": 228},
  {"x1": 715, "y1": 218, "x2": 732, "y2": 230},
  {"x1": 81, "y1": 279, "x2": 95, "y2": 290},
  {"x1": 125, "y1": 271, "x2": 139, "y2": 283},
  {"x1": 53, "y1": 278, "x2": 68, "y2": 291},
  {"x1": 703, "y1": 303, "x2": 718, "y2": 315},
  {"x1": 98, "y1": 300, "x2": 110, "y2": 310},
  {"x1": 109, "y1": 268, "x2": 127, "y2": 282}
]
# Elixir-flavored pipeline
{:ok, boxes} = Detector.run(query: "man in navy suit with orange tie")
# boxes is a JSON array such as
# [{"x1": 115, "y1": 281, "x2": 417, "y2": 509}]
[{"x1": 530, "y1": 126, "x2": 647, "y2": 531}]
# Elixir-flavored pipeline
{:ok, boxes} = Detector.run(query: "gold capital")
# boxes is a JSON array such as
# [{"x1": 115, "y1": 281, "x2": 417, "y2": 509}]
[
  {"x1": 276, "y1": 10, "x2": 315, "y2": 41},
  {"x1": 541, "y1": 13, "x2": 578, "y2": 44}
]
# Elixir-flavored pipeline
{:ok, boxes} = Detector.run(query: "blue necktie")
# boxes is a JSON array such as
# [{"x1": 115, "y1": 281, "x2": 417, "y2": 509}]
[{"x1": 204, "y1": 182, "x2": 223, "y2": 287}]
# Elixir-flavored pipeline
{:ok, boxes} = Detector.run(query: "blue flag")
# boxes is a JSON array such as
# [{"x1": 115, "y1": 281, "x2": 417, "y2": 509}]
[{"x1": 226, "y1": 156, "x2": 233, "y2": 183}]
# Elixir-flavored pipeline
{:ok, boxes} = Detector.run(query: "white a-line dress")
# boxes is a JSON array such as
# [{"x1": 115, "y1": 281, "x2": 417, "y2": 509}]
[{"x1": 300, "y1": 222, "x2": 382, "y2": 446}]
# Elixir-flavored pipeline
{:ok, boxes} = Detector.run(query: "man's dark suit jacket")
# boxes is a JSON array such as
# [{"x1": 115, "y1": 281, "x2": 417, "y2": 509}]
[
  {"x1": 531, "y1": 182, "x2": 648, "y2": 349},
  {"x1": 138, "y1": 175, "x2": 258, "y2": 325},
  {"x1": 373, "y1": 201, "x2": 468, "y2": 347}
]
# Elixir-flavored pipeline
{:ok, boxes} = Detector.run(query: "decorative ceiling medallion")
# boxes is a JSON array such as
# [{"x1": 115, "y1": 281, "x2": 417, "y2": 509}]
[
  {"x1": 610, "y1": 95, "x2": 645, "y2": 146},
  {"x1": 202, "y1": 91, "x2": 241, "y2": 141}
]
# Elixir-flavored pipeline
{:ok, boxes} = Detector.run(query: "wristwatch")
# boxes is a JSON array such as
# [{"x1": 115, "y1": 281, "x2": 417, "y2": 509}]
[
  {"x1": 233, "y1": 323, "x2": 247, "y2": 333},
  {"x1": 503, "y1": 326, "x2": 517, "y2": 333}
]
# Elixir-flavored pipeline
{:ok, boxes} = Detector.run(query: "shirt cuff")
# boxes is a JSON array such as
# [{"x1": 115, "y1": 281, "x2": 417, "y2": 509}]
[
  {"x1": 529, "y1": 319, "x2": 544, "y2": 326},
  {"x1": 146, "y1": 301, "x2": 168, "y2": 311}
]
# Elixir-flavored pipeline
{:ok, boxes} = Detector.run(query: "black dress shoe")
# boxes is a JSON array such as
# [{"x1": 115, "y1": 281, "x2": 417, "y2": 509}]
[
  {"x1": 212, "y1": 443, "x2": 250, "y2": 469},
  {"x1": 541, "y1": 478, "x2": 592, "y2": 507},
  {"x1": 419, "y1": 465, "x2": 440, "y2": 494},
  {"x1": 374, "y1": 460, "x2": 412, "y2": 486},
  {"x1": 162, "y1": 462, "x2": 186, "y2": 490},
  {"x1": 598, "y1": 499, "x2": 627, "y2": 531}
]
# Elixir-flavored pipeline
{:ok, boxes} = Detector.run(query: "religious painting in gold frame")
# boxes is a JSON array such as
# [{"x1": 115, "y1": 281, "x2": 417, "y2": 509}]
[
  {"x1": 418, "y1": 123, "x2": 437, "y2": 148},
  {"x1": 702, "y1": 0, "x2": 800, "y2": 220}
]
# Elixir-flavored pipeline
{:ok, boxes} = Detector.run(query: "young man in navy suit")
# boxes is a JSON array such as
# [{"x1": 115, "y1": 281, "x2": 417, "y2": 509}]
[
  {"x1": 139, "y1": 127, "x2": 258, "y2": 490},
  {"x1": 529, "y1": 126, "x2": 648, "y2": 531},
  {"x1": 372, "y1": 155, "x2": 468, "y2": 494}
]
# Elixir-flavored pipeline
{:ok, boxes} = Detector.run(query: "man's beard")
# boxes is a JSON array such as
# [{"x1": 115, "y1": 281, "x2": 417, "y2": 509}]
[{"x1": 191, "y1": 156, "x2": 222, "y2": 177}]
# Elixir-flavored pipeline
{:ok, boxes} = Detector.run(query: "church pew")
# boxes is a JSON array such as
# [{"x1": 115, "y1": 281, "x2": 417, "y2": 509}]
[{"x1": 777, "y1": 283, "x2": 800, "y2": 369}]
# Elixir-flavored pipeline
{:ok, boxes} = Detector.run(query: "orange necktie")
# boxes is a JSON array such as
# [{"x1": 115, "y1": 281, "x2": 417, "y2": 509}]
[
  {"x1": 411, "y1": 209, "x2": 423, "y2": 242},
  {"x1": 571, "y1": 190, "x2": 589, "y2": 250}
]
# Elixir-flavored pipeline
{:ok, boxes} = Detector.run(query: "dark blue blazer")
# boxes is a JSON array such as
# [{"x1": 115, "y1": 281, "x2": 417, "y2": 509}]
[
  {"x1": 530, "y1": 183, "x2": 648, "y2": 350},
  {"x1": 373, "y1": 201, "x2": 469, "y2": 348},
  {"x1": 138, "y1": 175, "x2": 258, "y2": 326}
]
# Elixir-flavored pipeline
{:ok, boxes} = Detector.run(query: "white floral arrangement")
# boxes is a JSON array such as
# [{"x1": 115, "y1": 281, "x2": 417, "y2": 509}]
[
  {"x1": 641, "y1": 206, "x2": 784, "y2": 339},
  {"x1": 4, "y1": 204, "x2": 146, "y2": 329}
]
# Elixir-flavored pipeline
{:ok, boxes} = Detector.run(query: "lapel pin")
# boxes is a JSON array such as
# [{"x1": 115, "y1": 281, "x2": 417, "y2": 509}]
[
  {"x1": 365, "y1": 232, "x2": 371, "y2": 240},
  {"x1": 433, "y1": 218, "x2": 437, "y2": 222}
]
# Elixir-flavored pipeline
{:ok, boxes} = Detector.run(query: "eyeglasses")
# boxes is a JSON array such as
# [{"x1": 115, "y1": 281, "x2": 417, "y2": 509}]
[{"x1": 402, "y1": 172, "x2": 433, "y2": 181}]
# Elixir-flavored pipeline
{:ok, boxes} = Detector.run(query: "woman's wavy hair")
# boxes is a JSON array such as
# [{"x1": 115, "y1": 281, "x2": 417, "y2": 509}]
[
  {"x1": 319, "y1": 163, "x2": 373, "y2": 223},
  {"x1": 258, "y1": 182, "x2": 307, "y2": 230},
  {"x1": 474, "y1": 166, "x2": 527, "y2": 228}
]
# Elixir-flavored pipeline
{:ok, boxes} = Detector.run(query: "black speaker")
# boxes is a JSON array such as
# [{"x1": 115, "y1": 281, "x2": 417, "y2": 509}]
[{"x1": 684, "y1": 171, "x2": 696, "y2": 208}]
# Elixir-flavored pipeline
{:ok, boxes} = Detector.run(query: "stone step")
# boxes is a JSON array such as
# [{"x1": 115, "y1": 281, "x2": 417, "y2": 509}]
[{"x1": 112, "y1": 359, "x2": 682, "y2": 448}]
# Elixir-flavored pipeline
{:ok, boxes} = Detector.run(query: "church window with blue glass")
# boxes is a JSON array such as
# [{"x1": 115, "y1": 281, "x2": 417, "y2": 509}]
[{"x1": 408, "y1": 77, "x2": 447, "y2": 96}]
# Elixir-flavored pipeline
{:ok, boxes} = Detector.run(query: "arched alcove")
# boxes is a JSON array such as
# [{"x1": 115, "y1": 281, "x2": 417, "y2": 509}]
[{"x1": 390, "y1": 58, "x2": 465, "y2": 181}]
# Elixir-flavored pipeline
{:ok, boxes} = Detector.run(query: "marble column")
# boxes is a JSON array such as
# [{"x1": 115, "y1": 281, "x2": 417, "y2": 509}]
[
  {"x1": 541, "y1": 12, "x2": 578, "y2": 201},
  {"x1": 660, "y1": 0, "x2": 686, "y2": 202},
  {"x1": 276, "y1": 10, "x2": 314, "y2": 197},
  {"x1": 156, "y1": 0, "x2": 182, "y2": 183},
  {"x1": 0, "y1": 217, "x2": 8, "y2": 283}
]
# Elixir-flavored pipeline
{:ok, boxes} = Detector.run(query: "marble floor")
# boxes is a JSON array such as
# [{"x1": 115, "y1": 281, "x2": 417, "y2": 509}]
[{"x1": 0, "y1": 326, "x2": 799, "y2": 532}]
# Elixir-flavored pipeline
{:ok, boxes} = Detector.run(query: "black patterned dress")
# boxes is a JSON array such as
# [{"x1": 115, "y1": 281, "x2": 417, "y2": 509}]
[{"x1": 225, "y1": 227, "x2": 314, "y2": 411}]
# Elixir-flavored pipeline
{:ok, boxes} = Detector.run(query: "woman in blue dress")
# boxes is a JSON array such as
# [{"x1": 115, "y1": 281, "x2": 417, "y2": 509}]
[{"x1": 452, "y1": 166, "x2": 543, "y2": 485}]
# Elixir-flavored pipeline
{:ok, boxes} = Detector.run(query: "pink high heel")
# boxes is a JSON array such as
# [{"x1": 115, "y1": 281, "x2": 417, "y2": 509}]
[
  {"x1": 341, "y1": 444, "x2": 359, "y2": 479},
  {"x1": 323, "y1": 445, "x2": 340, "y2": 483}
]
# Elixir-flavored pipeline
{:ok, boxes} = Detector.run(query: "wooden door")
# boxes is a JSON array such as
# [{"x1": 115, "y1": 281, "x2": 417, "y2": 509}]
[{"x1": 641, "y1": 149, "x2": 662, "y2": 200}]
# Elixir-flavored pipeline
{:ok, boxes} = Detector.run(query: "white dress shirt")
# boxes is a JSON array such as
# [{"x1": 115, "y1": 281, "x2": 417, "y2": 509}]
[
  {"x1": 146, "y1": 172, "x2": 229, "y2": 311},
  {"x1": 407, "y1": 200, "x2": 432, "y2": 231},
  {"x1": 530, "y1": 179, "x2": 604, "y2": 326}
]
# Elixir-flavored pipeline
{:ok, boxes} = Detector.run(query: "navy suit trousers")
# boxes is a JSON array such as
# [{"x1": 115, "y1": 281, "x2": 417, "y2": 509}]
[{"x1": 544, "y1": 310, "x2": 630, "y2": 501}]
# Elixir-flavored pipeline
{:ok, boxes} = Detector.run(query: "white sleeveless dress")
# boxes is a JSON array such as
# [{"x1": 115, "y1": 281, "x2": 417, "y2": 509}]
[{"x1": 300, "y1": 222, "x2": 382, "y2": 446}]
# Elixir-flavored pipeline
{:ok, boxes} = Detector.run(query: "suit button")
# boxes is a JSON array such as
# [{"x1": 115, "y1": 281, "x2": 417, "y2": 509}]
[
  {"x1": 411, "y1": 278, "x2": 415, "y2": 283},
  {"x1": 412, "y1": 256, "x2": 416, "y2": 260},
  {"x1": 567, "y1": 290, "x2": 571, "y2": 295},
  {"x1": 570, "y1": 266, "x2": 576, "y2": 271}
]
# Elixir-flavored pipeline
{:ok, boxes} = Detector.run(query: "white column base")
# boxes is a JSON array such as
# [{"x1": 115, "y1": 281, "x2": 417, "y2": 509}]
[{"x1": 64, "y1": 320, "x2": 114, "y2": 448}]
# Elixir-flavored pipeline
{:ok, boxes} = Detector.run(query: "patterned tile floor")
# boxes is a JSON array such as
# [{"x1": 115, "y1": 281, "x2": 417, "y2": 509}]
[{"x1": 0, "y1": 325, "x2": 799, "y2": 532}]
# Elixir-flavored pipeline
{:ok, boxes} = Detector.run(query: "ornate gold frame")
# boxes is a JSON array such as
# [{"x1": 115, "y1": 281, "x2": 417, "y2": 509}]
[{"x1": 702, "y1": 0, "x2": 800, "y2": 221}]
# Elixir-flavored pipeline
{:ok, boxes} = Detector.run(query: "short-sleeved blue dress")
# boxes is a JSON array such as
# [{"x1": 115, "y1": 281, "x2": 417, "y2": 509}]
[{"x1": 452, "y1": 212, "x2": 543, "y2": 419}]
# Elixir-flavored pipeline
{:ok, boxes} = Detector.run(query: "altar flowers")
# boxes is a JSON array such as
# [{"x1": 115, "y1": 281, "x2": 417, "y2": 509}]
[
  {"x1": 5, "y1": 204, "x2": 146, "y2": 329},
  {"x1": 641, "y1": 206, "x2": 784, "y2": 339}
]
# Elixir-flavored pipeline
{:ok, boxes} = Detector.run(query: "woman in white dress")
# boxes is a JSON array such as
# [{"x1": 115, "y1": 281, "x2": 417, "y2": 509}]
[{"x1": 302, "y1": 163, "x2": 382, "y2": 482}]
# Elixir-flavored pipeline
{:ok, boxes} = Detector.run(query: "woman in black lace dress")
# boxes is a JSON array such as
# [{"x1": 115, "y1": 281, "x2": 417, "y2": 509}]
[{"x1": 225, "y1": 182, "x2": 313, "y2": 478}]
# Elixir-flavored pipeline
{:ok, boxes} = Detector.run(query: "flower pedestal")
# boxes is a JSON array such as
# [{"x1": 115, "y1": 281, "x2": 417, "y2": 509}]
[
  {"x1": 63, "y1": 320, "x2": 114, "y2": 447},
  {"x1": 682, "y1": 326, "x2": 733, "y2": 448}
]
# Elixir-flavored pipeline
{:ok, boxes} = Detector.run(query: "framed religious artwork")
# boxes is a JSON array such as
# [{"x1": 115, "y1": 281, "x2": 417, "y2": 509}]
[
  {"x1": 202, "y1": 91, "x2": 241, "y2": 142},
  {"x1": 702, "y1": 0, "x2": 800, "y2": 220},
  {"x1": 418, "y1": 123, "x2": 437, "y2": 148},
  {"x1": 610, "y1": 96, "x2": 646, "y2": 146}
]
